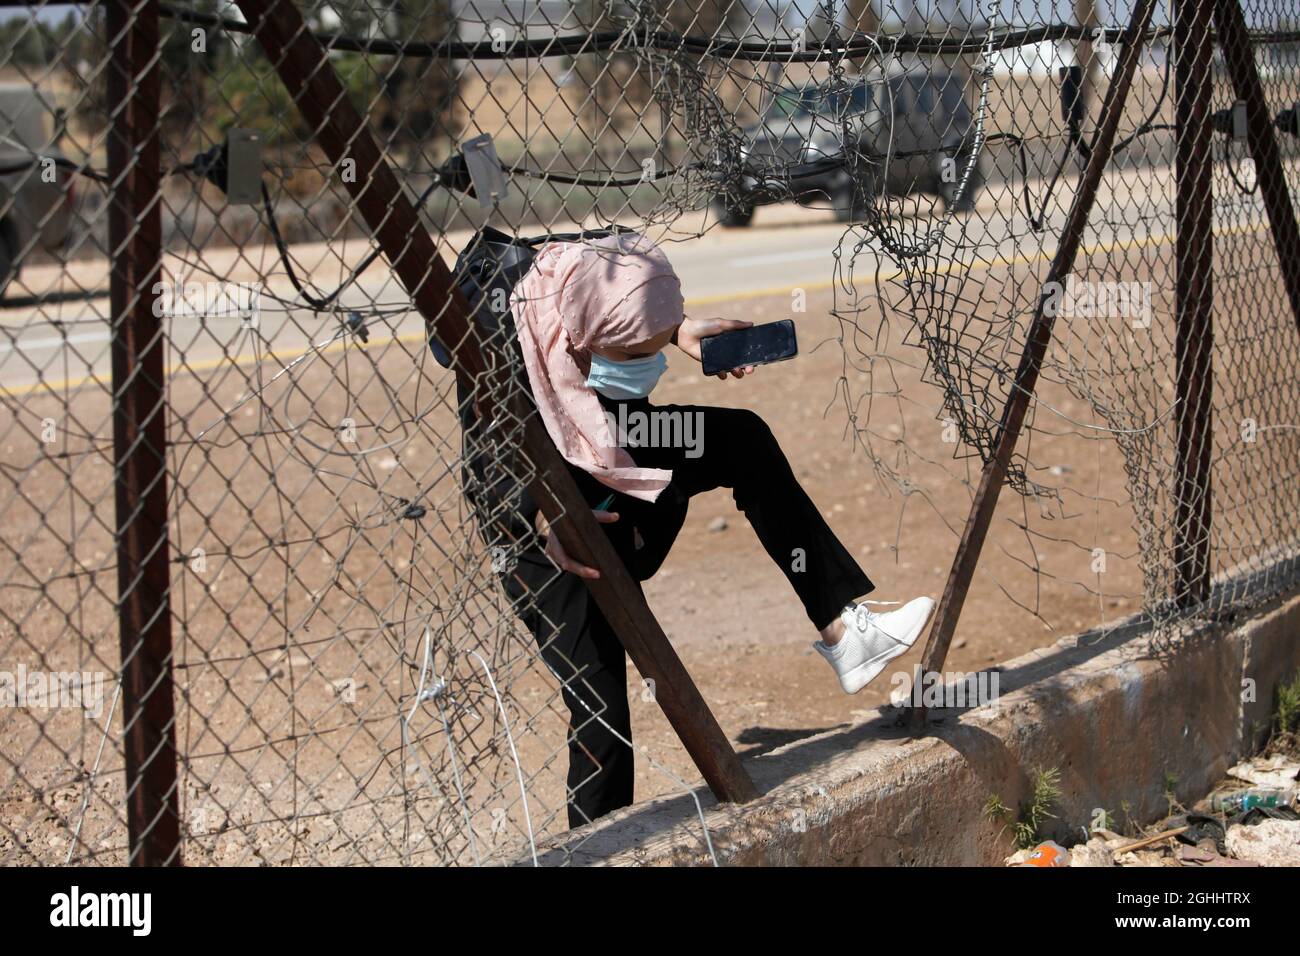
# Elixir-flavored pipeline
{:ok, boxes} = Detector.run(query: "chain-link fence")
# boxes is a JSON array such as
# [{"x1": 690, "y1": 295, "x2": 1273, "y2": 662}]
[{"x1": 1, "y1": 0, "x2": 1298, "y2": 866}]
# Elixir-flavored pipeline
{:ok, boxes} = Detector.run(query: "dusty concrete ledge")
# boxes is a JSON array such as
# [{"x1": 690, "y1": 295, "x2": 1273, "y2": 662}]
[{"x1": 536, "y1": 590, "x2": 1300, "y2": 866}]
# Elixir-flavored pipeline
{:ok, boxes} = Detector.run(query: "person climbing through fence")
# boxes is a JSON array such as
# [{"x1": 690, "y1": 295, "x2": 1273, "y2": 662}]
[{"x1": 469, "y1": 229, "x2": 935, "y2": 828}]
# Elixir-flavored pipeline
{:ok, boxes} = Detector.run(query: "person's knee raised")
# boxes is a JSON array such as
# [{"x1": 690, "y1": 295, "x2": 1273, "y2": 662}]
[
  {"x1": 732, "y1": 408, "x2": 779, "y2": 454},
  {"x1": 713, "y1": 407, "x2": 781, "y2": 482}
]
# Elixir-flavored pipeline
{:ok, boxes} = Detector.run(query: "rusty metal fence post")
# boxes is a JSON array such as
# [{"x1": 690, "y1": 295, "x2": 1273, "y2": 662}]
[
  {"x1": 107, "y1": 0, "x2": 181, "y2": 865},
  {"x1": 1173, "y1": 0, "x2": 1215, "y2": 608}
]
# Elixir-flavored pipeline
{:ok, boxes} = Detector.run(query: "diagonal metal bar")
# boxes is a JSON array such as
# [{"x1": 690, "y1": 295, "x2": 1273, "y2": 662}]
[
  {"x1": 234, "y1": 0, "x2": 758, "y2": 806},
  {"x1": 906, "y1": 0, "x2": 1158, "y2": 732}
]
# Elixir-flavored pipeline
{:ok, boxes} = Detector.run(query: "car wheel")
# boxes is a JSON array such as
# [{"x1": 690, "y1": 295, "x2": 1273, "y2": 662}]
[
  {"x1": 711, "y1": 197, "x2": 754, "y2": 228},
  {"x1": 0, "y1": 224, "x2": 16, "y2": 300}
]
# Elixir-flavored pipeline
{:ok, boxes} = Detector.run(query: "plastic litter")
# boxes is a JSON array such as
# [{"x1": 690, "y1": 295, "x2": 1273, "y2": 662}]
[
  {"x1": 1016, "y1": 841, "x2": 1070, "y2": 867},
  {"x1": 1210, "y1": 787, "x2": 1295, "y2": 813}
]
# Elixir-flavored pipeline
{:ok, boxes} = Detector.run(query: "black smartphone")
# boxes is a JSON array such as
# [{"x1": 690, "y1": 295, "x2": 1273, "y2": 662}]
[{"x1": 699, "y1": 319, "x2": 798, "y2": 376}]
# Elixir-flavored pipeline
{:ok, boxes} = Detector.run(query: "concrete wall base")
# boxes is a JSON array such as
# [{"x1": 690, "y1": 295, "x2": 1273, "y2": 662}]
[{"x1": 535, "y1": 591, "x2": 1300, "y2": 866}]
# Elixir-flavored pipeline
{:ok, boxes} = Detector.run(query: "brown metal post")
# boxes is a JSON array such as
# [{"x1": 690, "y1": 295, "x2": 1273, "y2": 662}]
[
  {"x1": 1173, "y1": 0, "x2": 1214, "y2": 608},
  {"x1": 107, "y1": 0, "x2": 181, "y2": 864},
  {"x1": 235, "y1": 0, "x2": 758, "y2": 804},
  {"x1": 907, "y1": 0, "x2": 1158, "y2": 732},
  {"x1": 1214, "y1": 0, "x2": 1300, "y2": 332}
]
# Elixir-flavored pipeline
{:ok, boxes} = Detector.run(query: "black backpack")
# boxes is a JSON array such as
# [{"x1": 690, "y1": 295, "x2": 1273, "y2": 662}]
[
  {"x1": 432, "y1": 225, "x2": 632, "y2": 552},
  {"x1": 430, "y1": 224, "x2": 634, "y2": 371}
]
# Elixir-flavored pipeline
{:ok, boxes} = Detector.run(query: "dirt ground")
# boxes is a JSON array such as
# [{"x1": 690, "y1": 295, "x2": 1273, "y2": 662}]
[
  {"x1": 3, "y1": 219, "x2": 1296, "y2": 866},
  {"x1": 0, "y1": 270, "x2": 1143, "y2": 865}
]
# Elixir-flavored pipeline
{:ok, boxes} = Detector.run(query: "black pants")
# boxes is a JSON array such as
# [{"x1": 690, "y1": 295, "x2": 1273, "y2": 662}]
[{"x1": 502, "y1": 399, "x2": 873, "y2": 827}]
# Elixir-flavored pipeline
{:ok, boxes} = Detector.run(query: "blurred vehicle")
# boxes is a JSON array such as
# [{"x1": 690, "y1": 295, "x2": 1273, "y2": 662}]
[
  {"x1": 0, "y1": 85, "x2": 74, "y2": 296},
  {"x1": 712, "y1": 64, "x2": 985, "y2": 227}
]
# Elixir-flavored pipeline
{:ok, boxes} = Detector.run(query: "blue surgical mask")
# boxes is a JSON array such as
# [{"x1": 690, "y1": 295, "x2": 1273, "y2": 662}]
[{"x1": 586, "y1": 351, "x2": 668, "y2": 400}]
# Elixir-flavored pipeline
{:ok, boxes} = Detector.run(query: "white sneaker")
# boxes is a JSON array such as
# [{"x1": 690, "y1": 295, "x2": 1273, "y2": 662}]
[{"x1": 814, "y1": 597, "x2": 936, "y2": 694}]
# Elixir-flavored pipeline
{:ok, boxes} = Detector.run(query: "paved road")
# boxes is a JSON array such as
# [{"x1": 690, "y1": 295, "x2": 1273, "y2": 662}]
[{"x1": 0, "y1": 168, "x2": 1266, "y2": 397}]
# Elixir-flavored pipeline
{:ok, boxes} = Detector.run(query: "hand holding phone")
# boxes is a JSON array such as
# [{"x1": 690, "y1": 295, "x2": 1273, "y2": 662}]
[
  {"x1": 699, "y1": 319, "x2": 798, "y2": 377},
  {"x1": 674, "y1": 316, "x2": 753, "y2": 380}
]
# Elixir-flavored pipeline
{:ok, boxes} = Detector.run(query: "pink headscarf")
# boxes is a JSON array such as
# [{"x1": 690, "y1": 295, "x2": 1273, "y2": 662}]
[{"x1": 510, "y1": 232, "x2": 684, "y2": 502}]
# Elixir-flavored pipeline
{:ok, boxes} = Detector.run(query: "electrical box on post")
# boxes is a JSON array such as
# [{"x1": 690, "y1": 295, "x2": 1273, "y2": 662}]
[
  {"x1": 225, "y1": 128, "x2": 264, "y2": 205},
  {"x1": 461, "y1": 133, "x2": 509, "y2": 208},
  {"x1": 1231, "y1": 100, "x2": 1248, "y2": 143}
]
